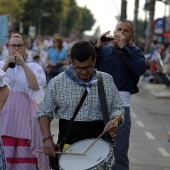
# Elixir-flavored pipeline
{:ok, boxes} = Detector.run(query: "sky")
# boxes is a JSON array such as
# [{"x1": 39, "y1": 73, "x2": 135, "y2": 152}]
[{"x1": 76, "y1": 0, "x2": 167, "y2": 36}]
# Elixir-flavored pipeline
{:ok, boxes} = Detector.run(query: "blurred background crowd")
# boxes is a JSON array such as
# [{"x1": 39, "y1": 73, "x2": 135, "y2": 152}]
[{"x1": 0, "y1": 0, "x2": 170, "y2": 87}]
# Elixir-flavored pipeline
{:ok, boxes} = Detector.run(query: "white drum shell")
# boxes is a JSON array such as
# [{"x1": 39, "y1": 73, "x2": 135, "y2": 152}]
[{"x1": 59, "y1": 139, "x2": 115, "y2": 170}]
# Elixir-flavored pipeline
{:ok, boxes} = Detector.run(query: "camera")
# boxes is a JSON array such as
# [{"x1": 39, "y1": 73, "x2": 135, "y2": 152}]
[{"x1": 100, "y1": 34, "x2": 114, "y2": 42}]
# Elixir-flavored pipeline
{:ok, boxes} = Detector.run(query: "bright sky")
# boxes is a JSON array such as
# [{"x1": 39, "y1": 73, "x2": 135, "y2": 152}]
[{"x1": 76, "y1": 0, "x2": 167, "y2": 35}]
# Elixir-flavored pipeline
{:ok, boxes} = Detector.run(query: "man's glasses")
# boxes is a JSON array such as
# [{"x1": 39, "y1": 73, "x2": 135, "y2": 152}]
[
  {"x1": 9, "y1": 44, "x2": 25, "y2": 49},
  {"x1": 73, "y1": 65, "x2": 95, "y2": 73}
]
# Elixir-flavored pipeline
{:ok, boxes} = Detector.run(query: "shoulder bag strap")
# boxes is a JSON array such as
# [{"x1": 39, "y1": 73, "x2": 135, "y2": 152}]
[
  {"x1": 97, "y1": 71, "x2": 111, "y2": 141},
  {"x1": 60, "y1": 88, "x2": 88, "y2": 150}
]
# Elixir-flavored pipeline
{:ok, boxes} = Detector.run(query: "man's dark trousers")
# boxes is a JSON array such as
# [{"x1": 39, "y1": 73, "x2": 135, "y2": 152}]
[{"x1": 112, "y1": 107, "x2": 131, "y2": 170}]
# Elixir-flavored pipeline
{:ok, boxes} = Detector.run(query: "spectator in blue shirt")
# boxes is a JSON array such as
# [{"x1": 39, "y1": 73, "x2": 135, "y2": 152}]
[
  {"x1": 95, "y1": 19, "x2": 147, "y2": 170},
  {"x1": 45, "y1": 36, "x2": 69, "y2": 83}
]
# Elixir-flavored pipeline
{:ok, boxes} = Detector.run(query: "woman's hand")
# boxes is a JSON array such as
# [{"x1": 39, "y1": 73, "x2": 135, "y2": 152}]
[
  {"x1": 3, "y1": 56, "x2": 15, "y2": 71},
  {"x1": 14, "y1": 52, "x2": 25, "y2": 66}
]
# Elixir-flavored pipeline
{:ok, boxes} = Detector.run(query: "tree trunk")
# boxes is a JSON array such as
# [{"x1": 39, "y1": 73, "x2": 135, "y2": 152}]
[
  {"x1": 120, "y1": 0, "x2": 127, "y2": 20},
  {"x1": 133, "y1": 0, "x2": 139, "y2": 43},
  {"x1": 144, "y1": 0, "x2": 155, "y2": 54}
]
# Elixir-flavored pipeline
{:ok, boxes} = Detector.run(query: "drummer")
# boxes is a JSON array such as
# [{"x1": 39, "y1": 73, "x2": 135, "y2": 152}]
[{"x1": 37, "y1": 41, "x2": 125, "y2": 168}]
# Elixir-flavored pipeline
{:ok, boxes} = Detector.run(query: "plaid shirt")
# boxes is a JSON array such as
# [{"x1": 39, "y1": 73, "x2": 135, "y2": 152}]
[{"x1": 37, "y1": 71, "x2": 125, "y2": 121}]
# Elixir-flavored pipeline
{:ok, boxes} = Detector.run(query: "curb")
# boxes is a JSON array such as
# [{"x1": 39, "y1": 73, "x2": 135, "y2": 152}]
[{"x1": 139, "y1": 82, "x2": 170, "y2": 99}]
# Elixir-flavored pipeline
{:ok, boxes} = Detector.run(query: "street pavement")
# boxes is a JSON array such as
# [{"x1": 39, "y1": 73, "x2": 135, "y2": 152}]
[
  {"x1": 139, "y1": 81, "x2": 170, "y2": 99},
  {"x1": 50, "y1": 80, "x2": 170, "y2": 168}
]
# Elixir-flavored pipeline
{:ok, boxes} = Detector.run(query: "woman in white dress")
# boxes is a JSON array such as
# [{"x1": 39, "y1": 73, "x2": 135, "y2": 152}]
[{"x1": 0, "y1": 34, "x2": 49, "y2": 170}]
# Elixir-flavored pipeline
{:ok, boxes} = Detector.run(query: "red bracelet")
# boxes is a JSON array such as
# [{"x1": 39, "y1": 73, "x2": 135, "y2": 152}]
[{"x1": 43, "y1": 134, "x2": 54, "y2": 142}]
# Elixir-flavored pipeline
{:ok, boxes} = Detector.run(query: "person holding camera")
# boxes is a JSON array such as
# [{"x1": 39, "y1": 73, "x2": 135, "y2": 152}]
[
  {"x1": 95, "y1": 20, "x2": 147, "y2": 170},
  {"x1": 0, "y1": 34, "x2": 49, "y2": 169}
]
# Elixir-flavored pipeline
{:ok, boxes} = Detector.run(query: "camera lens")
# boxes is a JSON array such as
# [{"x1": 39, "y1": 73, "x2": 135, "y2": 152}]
[{"x1": 100, "y1": 35, "x2": 114, "y2": 42}]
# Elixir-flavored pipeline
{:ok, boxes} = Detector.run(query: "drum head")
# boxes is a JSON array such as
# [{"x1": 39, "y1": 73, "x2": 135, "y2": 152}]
[{"x1": 59, "y1": 139, "x2": 110, "y2": 170}]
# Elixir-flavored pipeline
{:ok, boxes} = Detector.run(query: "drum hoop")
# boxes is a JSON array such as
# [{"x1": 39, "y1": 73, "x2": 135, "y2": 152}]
[{"x1": 59, "y1": 138, "x2": 113, "y2": 170}]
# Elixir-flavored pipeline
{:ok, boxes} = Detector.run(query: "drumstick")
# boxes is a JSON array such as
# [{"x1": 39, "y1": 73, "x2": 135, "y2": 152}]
[
  {"x1": 83, "y1": 112, "x2": 124, "y2": 155},
  {"x1": 37, "y1": 150, "x2": 84, "y2": 156}
]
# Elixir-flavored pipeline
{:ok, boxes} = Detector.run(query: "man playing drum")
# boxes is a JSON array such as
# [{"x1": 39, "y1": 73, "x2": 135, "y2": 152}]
[{"x1": 37, "y1": 41, "x2": 125, "y2": 170}]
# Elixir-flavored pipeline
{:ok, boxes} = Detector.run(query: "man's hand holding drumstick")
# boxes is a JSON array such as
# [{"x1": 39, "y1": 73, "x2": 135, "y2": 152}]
[{"x1": 104, "y1": 114, "x2": 123, "y2": 138}]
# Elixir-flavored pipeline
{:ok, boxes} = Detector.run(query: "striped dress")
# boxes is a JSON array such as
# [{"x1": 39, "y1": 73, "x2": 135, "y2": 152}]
[{"x1": 0, "y1": 62, "x2": 49, "y2": 170}]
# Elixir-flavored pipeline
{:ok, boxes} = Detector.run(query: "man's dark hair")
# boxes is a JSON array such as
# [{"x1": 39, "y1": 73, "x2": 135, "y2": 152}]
[
  {"x1": 117, "y1": 19, "x2": 134, "y2": 35},
  {"x1": 71, "y1": 41, "x2": 96, "y2": 62}
]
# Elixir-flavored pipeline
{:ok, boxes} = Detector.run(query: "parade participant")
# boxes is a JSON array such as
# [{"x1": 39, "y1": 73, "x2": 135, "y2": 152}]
[
  {"x1": 45, "y1": 36, "x2": 69, "y2": 83},
  {"x1": 0, "y1": 34, "x2": 49, "y2": 170},
  {"x1": 37, "y1": 41, "x2": 125, "y2": 169},
  {"x1": 95, "y1": 19, "x2": 147, "y2": 170},
  {"x1": 0, "y1": 68, "x2": 9, "y2": 170}
]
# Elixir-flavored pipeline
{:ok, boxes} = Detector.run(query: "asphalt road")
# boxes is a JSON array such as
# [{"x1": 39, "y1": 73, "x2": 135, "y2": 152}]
[
  {"x1": 50, "y1": 83, "x2": 170, "y2": 170},
  {"x1": 129, "y1": 85, "x2": 170, "y2": 170}
]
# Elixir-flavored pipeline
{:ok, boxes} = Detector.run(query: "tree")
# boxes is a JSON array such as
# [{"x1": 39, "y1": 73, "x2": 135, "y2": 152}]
[
  {"x1": 0, "y1": 0, "x2": 27, "y2": 30},
  {"x1": 133, "y1": 0, "x2": 140, "y2": 43},
  {"x1": 144, "y1": 0, "x2": 155, "y2": 53},
  {"x1": 120, "y1": 0, "x2": 127, "y2": 20},
  {"x1": 21, "y1": 0, "x2": 95, "y2": 36}
]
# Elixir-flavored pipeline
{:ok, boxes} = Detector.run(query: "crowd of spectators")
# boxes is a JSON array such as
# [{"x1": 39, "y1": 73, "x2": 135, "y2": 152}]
[
  {"x1": 0, "y1": 34, "x2": 80, "y2": 85},
  {"x1": 0, "y1": 34, "x2": 170, "y2": 88},
  {"x1": 142, "y1": 40, "x2": 170, "y2": 88}
]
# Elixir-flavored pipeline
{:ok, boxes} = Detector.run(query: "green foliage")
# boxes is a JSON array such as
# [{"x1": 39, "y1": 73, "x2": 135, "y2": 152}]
[
  {"x1": 0, "y1": 0, "x2": 27, "y2": 21},
  {"x1": 80, "y1": 7, "x2": 96, "y2": 32},
  {"x1": 0, "y1": 0, "x2": 96, "y2": 37}
]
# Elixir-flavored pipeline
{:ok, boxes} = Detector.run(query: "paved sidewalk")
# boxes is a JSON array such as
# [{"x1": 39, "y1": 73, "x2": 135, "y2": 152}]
[{"x1": 139, "y1": 81, "x2": 170, "y2": 98}]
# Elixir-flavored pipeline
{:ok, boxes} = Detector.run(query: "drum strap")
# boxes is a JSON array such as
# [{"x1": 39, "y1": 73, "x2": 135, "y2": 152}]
[
  {"x1": 59, "y1": 88, "x2": 88, "y2": 150},
  {"x1": 97, "y1": 71, "x2": 111, "y2": 141}
]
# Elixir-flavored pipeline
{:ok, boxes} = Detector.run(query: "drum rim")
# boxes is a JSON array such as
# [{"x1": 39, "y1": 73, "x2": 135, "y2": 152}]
[{"x1": 59, "y1": 138, "x2": 113, "y2": 170}]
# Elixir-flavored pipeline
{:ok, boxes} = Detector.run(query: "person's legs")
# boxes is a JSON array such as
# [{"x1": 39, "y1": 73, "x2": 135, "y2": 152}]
[{"x1": 112, "y1": 107, "x2": 131, "y2": 170}]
